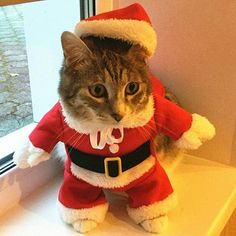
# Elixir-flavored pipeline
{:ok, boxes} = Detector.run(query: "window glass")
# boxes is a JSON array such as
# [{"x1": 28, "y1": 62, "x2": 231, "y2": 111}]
[
  {"x1": 0, "y1": 0, "x2": 80, "y2": 138},
  {"x1": 0, "y1": 4, "x2": 32, "y2": 137}
]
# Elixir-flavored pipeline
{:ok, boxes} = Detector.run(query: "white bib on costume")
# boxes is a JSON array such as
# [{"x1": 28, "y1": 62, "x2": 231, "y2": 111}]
[{"x1": 89, "y1": 126, "x2": 124, "y2": 154}]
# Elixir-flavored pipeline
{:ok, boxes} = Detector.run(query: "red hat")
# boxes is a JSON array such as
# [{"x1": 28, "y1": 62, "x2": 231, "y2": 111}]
[{"x1": 75, "y1": 3, "x2": 157, "y2": 57}]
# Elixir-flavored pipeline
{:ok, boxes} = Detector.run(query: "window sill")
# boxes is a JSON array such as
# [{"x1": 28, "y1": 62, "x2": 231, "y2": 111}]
[
  {"x1": 0, "y1": 154, "x2": 236, "y2": 236},
  {"x1": 0, "y1": 123, "x2": 63, "y2": 216},
  {"x1": 0, "y1": 158, "x2": 63, "y2": 217}
]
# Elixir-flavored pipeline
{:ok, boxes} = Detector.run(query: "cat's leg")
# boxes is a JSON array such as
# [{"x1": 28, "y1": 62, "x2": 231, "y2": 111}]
[
  {"x1": 126, "y1": 163, "x2": 177, "y2": 233},
  {"x1": 57, "y1": 170, "x2": 108, "y2": 233}
]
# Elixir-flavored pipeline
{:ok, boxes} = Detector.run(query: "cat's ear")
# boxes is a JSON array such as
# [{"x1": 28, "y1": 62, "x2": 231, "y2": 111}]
[
  {"x1": 61, "y1": 31, "x2": 93, "y2": 68},
  {"x1": 127, "y1": 44, "x2": 149, "y2": 65}
]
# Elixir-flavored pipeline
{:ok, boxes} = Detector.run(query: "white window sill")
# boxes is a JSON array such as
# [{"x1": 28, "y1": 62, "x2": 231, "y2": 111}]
[
  {"x1": 0, "y1": 123, "x2": 63, "y2": 215},
  {"x1": 0, "y1": 154, "x2": 236, "y2": 236}
]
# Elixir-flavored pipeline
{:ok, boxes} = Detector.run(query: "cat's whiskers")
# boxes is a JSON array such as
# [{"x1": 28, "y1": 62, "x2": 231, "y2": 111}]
[
  {"x1": 142, "y1": 122, "x2": 157, "y2": 134},
  {"x1": 138, "y1": 126, "x2": 157, "y2": 146},
  {"x1": 138, "y1": 123, "x2": 152, "y2": 138},
  {"x1": 67, "y1": 133, "x2": 87, "y2": 156},
  {"x1": 46, "y1": 125, "x2": 71, "y2": 151},
  {"x1": 137, "y1": 127, "x2": 149, "y2": 141},
  {"x1": 123, "y1": 113, "x2": 144, "y2": 128}
]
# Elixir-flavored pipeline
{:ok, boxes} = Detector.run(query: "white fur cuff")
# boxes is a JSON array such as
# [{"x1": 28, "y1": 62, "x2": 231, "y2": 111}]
[
  {"x1": 13, "y1": 139, "x2": 50, "y2": 168},
  {"x1": 57, "y1": 201, "x2": 109, "y2": 224},
  {"x1": 176, "y1": 113, "x2": 216, "y2": 150},
  {"x1": 127, "y1": 193, "x2": 178, "y2": 224}
]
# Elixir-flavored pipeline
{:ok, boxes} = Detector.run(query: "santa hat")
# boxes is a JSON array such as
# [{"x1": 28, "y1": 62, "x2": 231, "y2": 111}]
[{"x1": 75, "y1": 3, "x2": 157, "y2": 57}]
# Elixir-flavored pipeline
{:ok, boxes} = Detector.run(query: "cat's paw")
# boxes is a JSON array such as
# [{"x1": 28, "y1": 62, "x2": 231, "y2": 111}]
[
  {"x1": 13, "y1": 139, "x2": 50, "y2": 168},
  {"x1": 176, "y1": 113, "x2": 215, "y2": 150},
  {"x1": 140, "y1": 215, "x2": 168, "y2": 233},
  {"x1": 73, "y1": 219, "x2": 98, "y2": 233}
]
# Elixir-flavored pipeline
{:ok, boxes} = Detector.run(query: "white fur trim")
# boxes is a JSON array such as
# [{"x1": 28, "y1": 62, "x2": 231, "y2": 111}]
[
  {"x1": 27, "y1": 144, "x2": 50, "y2": 167},
  {"x1": 176, "y1": 113, "x2": 216, "y2": 149},
  {"x1": 75, "y1": 19, "x2": 157, "y2": 56},
  {"x1": 71, "y1": 155, "x2": 155, "y2": 188},
  {"x1": 141, "y1": 215, "x2": 168, "y2": 233},
  {"x1": 13, "y1": 138, "x2": 31, "y2": 168},
  {"x1": 127, "y1": 192, "x2": 178, "y2": 224},
  {"x1": 121, "y1": 96, "x2": 154, "y2": 129},
  {"x1": 60, "y1": 96, "x2": 154, "y2": 134},
  {"x1": 57, "y1": 200, "x2": 108, "y2": 224},
  {"x1": 51, "y1": 142, "x2": 66, "y2": 163},
  {"x1": 13, "y1": 139, "x2": 50, "y2": 168}
]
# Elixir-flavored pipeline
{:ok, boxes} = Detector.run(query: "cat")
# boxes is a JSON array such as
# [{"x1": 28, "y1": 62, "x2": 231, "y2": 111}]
[
  {"x1": 59, "y1": 35, "x2": 152, "y2": 132},
  {"x1": 59, "y1": 34, "x2": 182, "y2": 171},
  {"x1": 14, "y1": 31, "x2": 215, "y2": 233}
]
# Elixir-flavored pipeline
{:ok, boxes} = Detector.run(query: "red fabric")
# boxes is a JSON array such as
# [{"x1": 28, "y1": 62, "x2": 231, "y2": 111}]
[
  {"x1": 29, "y1": 74, "x2": 192, "y2": 210},
  {"x1": 126, "y1": 161, "x2": 173, "y2": 208},
  {"x1": 85, "y1": 3, "x2": 152, "y2": 25},
  {"x1": 59, "y1": 156, "x2": 172, "y2": 209},
  {"x1": 29, "y1": 103, "x2": 63, "y2": 153},
  {"x1": 29, "y1": 75, "x2": 165, "y2": 154},
  {"x1": 29, "y1": 94, "x2": 192, "y2": 155},
  {"x1": 154, "y1": 94, "x2": 192, "y2": 140},
  {"x1": 59, "y1": 161, "x2": 107, "y2": 209},
  {"x1": 30, "y1": 104, "x2": 157, "y2": 156},
  {"x1": 150, "y1": 73, "x2": 165, "y2": 97}
]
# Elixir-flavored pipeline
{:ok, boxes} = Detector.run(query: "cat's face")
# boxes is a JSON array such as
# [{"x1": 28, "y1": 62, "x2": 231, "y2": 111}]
[{"x1": 59, "y1": 32, "x2": 153, "y2": 133}]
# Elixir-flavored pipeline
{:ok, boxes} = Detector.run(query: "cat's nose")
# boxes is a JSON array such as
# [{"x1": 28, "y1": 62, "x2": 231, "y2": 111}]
[{"x1": 111, "y1": 113, "x2": 123, "y2": 122}]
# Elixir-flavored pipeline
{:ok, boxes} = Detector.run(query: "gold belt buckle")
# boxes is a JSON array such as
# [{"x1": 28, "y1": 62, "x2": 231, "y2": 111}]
[{"x1": 104, "y1": 157, "x2": 122, "y2": 178}]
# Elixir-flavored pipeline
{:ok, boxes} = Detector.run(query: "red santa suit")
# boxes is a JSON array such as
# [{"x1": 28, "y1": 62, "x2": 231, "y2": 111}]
[
  {"x1": 13, "y1": 4, "x2": 215, "y2": 233},
  {"x1": 29, "y1": 75, "x2": 192, "y2": 211}
]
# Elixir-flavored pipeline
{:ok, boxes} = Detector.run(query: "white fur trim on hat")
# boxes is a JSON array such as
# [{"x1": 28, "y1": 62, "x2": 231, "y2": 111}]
[
  {"x1": 175, "y1": 113, "x2": 216, "y2": 149},
  {"x1": 127, "y1": 192, "x2": 177, "y2": 224},
  {"x1": 75, "y1": 19, "x2": 157, "y2": 56}
]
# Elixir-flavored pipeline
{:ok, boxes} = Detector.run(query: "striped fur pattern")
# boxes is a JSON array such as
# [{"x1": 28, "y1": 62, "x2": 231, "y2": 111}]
[
  {"x1": 59, "y1": 31, "x2": 179, "y2": 157},
  {"x1": 59, "y1": 32, "x2": 152, "y2": 130}
]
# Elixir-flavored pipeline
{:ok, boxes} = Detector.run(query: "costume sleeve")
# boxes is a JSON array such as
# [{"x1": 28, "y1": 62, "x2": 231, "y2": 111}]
[
  {"x1": 153, "y1": 93, "x2": 192, "y2": 140},
  {"x1": 149, "y1": 73, "x2": 165, "y2": 97},
  {"x1": 29, "y1": 102, "x2": 64, "y2": 153}
]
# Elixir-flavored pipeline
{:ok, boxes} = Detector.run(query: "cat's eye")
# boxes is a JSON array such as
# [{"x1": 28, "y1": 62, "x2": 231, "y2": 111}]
[
  {"x1": 89, "y1": 84, "x2": 107, "y2": 98},
  {"x1": 125, "y1": 82, "x2": 139, "y2": 95}
]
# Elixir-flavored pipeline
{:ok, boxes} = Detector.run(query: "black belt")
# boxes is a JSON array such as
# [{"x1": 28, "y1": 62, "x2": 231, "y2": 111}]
[{"x1": 66, "y1": 141, "x2": 150, "y2": 178}]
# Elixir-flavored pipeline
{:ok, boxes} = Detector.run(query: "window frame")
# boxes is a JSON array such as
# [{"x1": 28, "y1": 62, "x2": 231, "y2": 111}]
[
  {"x1": 0, "y1": 0, "x2": 96, "y2": 216},
  {"x1": 0, "y1": 123, "x2": 36, "y2": 173},
  {"x1": 0, "y1": 0, "x2": 37, "y2": 7},
  {"x1": 0, "y1": 0, "x2": 95, "y2": 167}
]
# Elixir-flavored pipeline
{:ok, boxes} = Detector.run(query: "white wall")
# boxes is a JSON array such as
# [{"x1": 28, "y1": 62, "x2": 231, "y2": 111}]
[{"x1": 115, "y1": 0, "x2": 236, "y2": 165}]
